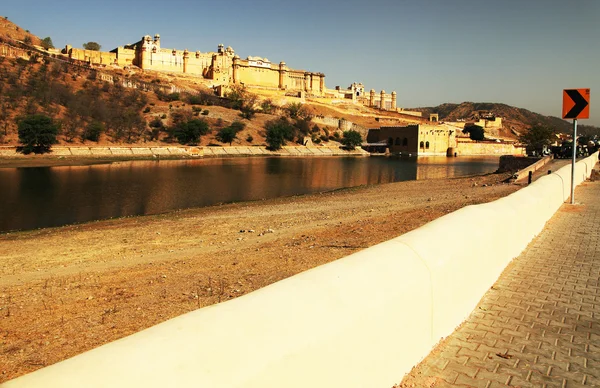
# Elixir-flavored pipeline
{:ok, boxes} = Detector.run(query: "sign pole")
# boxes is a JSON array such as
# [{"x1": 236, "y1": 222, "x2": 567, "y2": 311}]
[{"x1": 570, "y1": 118, "x2": 578, "y2": 204}]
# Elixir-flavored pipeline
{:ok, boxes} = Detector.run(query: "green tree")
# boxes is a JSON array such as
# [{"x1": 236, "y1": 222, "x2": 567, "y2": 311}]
[
  {"x1": 216, "y1": 121, "x2": 245, "y2": 145},
  {"x1": 265, "y1": 118, "x2": 295, "y2": 151},
  {"x1": 17, "y1": 114, "x2": 58, "y2": 154},
  {"x1": 518, "y1": 124, "x2": 555, "y2": 149},
  {"x1": 340, "y1": 130, "x2": 363, "y2": 150},
  {"x1": 41, "y1": 37, "x2": 54, "y2": 50},
  {"x1": 216, "y1": 126, "x2": 238, "y2": 145},
  {"x1": 173, "y1": 119, "x2": 209, "y2": 145},
  {"x1": 83, "y1": 42, "x2": 101, "y2": 51}
]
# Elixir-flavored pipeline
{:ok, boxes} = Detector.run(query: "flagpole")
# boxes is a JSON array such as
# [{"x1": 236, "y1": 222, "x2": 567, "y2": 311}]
[{"x1": 570, "y1": 118, "x2": 578, "y2": 204}]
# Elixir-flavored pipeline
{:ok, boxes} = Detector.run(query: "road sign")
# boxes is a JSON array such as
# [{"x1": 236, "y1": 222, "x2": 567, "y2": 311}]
[{"x1": 562, "y1": 89, "x2": 590, "y2": 119}]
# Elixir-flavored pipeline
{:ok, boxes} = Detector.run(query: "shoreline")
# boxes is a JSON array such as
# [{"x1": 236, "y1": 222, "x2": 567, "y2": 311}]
[
  {"x1": 0, "y1": 145, "x2": 370, "y2": 168},
  {"x1": 0, "y1": 171, "x2": 519, "y2": 382}
]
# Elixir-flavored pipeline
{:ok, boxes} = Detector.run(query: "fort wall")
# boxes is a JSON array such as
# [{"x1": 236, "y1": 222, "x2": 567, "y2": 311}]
[
  {"x1": 64, "y1": 46, "x2": 116, "y2": 66},
  {"x1": 456, "y1": 139, "x2": 524, "y2": 156}
]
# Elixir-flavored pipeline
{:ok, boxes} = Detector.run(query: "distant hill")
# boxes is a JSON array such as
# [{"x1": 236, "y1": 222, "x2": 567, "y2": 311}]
[{"x1": 410, "y1": 102, "x2": 600, "y2": 138}]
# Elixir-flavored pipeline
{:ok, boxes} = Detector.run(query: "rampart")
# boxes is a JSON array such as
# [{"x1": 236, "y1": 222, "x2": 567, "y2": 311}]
[
  {"x1": 0, "y1": 145, "x2": 368, "y2": 159},
  {"x1": 4, "y1": 149, "x2": 596, "y2": 387},
  {"x1": 456, "y1": 139, "x2": 524, "y2": 156},
  {"x1": 60, "y1": 34, "x2": 326, "y2": 96}
]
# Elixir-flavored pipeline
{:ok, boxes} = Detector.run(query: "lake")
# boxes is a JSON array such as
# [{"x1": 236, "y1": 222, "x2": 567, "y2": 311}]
[{"x1": 0, "y1": 155, "x2": 500, "y2": 233}]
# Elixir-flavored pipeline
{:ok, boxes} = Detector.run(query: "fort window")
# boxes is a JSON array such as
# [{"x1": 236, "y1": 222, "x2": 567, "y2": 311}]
[
  {"x1": 402, "y1": 138, "x2": 408, "y2": 146},
  {"x1": 388, "y1": 137, "x2": 393, "y2": 146},
  {"x1": 426, "y1": 141, "x2": 430, "y2": 149},
  {"x1": 420, "y1": 141, "x2": 424, "y2": 149},
  {"x1": 395, "y1": 137, "x2": 401, "y2": 145}
]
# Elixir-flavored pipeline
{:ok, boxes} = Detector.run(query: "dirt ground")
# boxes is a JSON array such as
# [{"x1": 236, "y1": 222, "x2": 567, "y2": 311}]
[{"x1": 0, "y1": 171, "x2": 520, "y2": 382}]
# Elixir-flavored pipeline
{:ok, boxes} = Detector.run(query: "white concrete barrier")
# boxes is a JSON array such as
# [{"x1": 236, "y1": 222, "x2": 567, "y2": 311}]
[{"x1": 3, "y1": 153, "x2": 597, "y2": 388}]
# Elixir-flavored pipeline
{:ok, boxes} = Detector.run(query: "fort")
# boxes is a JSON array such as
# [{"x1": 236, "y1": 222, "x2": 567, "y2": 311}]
[
  {"x1": 63, "y1": 34, "x2": 326, "y2": 97},
  {"x1": 60, "y1": 34, "x2": 407, "y2": 112}
]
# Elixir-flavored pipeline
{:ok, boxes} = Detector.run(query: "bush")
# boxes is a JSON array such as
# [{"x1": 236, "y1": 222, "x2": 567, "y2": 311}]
[
  {"x1": 156, "y1": 90, "x2": 180, "y2": 102},
  {"x1": 149, "y1": 118, "x2": 164, "y2": 129},
  {"x1": 260, "y1": 99, "x2": 275, "y2": 114},
  {"x1": 285, "y1": 102, "x2": 306, "y2": 119},
  {"x1": 187, "y1": 95, "x2": 203, "y2": 105},
  {"x1": 312, "y1": 124, "x2": 320, "y2": 133},
  {"x1": 83, "y1": 121, "x2": 104, "y2": 142},
  {"x1": 229, "y1": 121, "x2": 246, "y2": 132},
  {"x1": 143, "y1": 107, "x2": 151, "y2": 113},
  {"x1": 201, "y1": 110, "x2": 209, "y2": 115},
  {"x1": 340, "y1": 130, "x2": 363, "y2": 150},
  {"x1": 17, "y1": 114, "x2": 59, "y2": 154},
  {"x1": 246, "y1": 134, "x2": 253, "y2": 143}
]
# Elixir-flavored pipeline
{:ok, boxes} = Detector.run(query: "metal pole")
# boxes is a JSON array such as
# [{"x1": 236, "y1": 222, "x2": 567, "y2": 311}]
[{"x1": 570, "y1": 119, "x2": 578, "y2": 204}]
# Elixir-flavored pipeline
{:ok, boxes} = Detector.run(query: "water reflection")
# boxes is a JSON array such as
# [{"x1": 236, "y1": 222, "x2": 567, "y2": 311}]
[{"x1": 0, "y1": 156, "x2": 499, "y2": 233}]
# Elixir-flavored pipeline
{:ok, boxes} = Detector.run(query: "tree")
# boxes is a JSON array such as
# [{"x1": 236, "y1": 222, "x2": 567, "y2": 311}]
[
  {"x1": 83, "y1": 42, "x2": 101, "y2": 51},
  {"x1": 265, "y1": 118, "x2": 295, "y2": 151},
  {"x1": 216, "y1": 126, "x2": 238, "y2": 145},
  {"x1": 83, "y1": 121, "x2": 104, "y2": 142},
  {"x1": 173, "y1": 119, "x2": 209, "y2": 145},
  {"x1": 464, "y1": 124, "x2": 485, "y2": 141},
  {"x1": 340, "y1": 130, "x2": 363, "y2": 150},
  {"x1": 41, "y1": 37, "x2": 54, "y2": 50},
  {"x1": 17, "y1": 114, "x2": 58, "y2": 154},
  {"x1": 216, "y1": 121, "x2": 245, "y2": 145},
  {"x1": 518, "y1": 124, "x2": 555, "y2": 149},
  {"x1": 285, "y1": 102, "x2": 306, "y2": 119}
]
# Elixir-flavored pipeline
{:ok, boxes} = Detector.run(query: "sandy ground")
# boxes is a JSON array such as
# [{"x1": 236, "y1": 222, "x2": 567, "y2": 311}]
[{"x1": 0, "y1": 171, "x2": 520, "y2": 382}]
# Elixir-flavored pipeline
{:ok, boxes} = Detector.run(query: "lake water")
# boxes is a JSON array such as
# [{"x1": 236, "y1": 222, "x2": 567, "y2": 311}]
[{"x1": 0, "y1": 156, "x2": 500, "y2": 233}]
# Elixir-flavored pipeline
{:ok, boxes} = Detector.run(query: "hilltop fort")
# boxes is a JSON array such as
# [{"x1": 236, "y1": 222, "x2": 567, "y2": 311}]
[{"x1": 62, "y1": 34, "x2": 401, "y2": 110}]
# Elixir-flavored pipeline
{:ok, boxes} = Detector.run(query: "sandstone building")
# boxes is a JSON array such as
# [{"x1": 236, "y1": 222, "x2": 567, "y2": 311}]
[
  {"x1": 366, "y1": 125, "x2": 456, "y2": 156},
  {"x1": 366, "y1": 124, "x2": 524, "y2": 156},
  {"x1": 63, "y1": 34, "x2": 325, "y2": 96}
]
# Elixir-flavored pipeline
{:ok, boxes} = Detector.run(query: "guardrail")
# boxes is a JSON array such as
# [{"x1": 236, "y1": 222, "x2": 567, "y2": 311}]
[{"x1": 3, "y1": 152, "x2": 598, "y2": 388}]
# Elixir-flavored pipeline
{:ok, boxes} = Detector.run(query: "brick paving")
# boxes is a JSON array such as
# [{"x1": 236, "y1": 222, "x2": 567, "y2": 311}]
[{"x1": 400, "y1": 177, "x2": 600, "y2": 388}]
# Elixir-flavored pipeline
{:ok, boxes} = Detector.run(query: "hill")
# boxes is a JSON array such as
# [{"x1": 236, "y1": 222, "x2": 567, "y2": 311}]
[
  {"x1": 0, "y1": 16, "x2": 42, "y2": 46},
  {"x1": 410, "y1": 102, "x2": 600, "y2": 138},
  {"x1": 2, "y1": 16, "x2": 598, "y2": 150}
]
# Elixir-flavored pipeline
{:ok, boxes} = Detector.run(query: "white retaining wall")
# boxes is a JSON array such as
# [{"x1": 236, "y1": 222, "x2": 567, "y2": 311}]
[{"x1": 4, "y1": 153, "x2": 598, "y2": 388}]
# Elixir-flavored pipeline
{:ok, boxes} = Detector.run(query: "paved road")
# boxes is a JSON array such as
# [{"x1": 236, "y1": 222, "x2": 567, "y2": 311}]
[{"x1": 399, "y1": 170, "x2": 600, "y2": 387}]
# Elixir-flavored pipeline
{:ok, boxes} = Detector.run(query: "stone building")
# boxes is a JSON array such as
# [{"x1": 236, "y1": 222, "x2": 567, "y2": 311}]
[
  {"x1": 62, "y1": 34, "x2": 325, "y2": 96},
  {"x1": 366, "y1": 124, "x2": 456, "y2": 156}
]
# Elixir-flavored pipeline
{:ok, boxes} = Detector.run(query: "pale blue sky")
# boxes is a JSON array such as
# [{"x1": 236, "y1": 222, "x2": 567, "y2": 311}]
[{"x1": 3, "y1": 0, "x2": 599, "y2": 125}]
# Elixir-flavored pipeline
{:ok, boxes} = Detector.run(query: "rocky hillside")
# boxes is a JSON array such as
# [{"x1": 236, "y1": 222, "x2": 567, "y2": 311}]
[
  {"x1": 0, "y1": 16, "x2": 42, "y2": 46},
  {"x1": 411, "y1": 102, "x2": 600, "y2": 137}
]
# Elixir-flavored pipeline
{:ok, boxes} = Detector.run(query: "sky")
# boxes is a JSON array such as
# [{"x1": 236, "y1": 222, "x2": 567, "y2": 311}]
[{"x1": 3, "y1": 0, "x2": 599, "y2": 125}]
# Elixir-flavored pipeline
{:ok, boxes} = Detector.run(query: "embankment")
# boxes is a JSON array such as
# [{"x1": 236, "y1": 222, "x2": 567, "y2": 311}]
[
  {"x1": 0, "y1": 145, "x2": 368, "y2": 165},
  {"x1": 3, "y1": 153, "x2": 597, "y2": 388}
]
